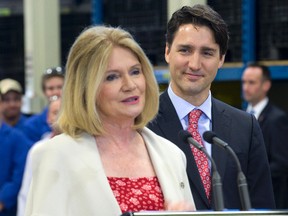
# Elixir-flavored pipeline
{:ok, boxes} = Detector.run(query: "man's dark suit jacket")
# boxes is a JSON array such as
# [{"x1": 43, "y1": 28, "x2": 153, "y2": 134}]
[
  {"x1": 258, "y1": 101, "x2": 288, "y2": 208},
  {"x1": 148, "y1": 90, "x2": 275, "y2": 210}
]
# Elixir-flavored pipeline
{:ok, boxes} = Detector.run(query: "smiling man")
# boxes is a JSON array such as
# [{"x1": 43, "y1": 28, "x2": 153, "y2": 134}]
[
  {"x1": 148, "y1": 4, "x2": 275, "y2": 210},
  {"x1": 0, "y1": 79, "x2": 28, "y2": 129}
]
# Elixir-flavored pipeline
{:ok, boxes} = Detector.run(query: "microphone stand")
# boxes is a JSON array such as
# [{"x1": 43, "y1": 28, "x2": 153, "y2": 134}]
[
  {"x1": 203, "y1": 131, "x2": 251, "y2": 210},
  {"x1": 179, "y1": 130, "x2": 225, "y2": 211}
]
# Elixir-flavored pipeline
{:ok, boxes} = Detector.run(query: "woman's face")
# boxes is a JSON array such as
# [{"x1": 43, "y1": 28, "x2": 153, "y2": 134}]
[{"x1": 97, "y1": 46, "x2": 146, "y2": 125}]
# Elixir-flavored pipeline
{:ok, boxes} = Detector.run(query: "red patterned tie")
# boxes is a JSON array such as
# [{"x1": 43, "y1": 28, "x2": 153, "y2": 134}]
[{"x1": 188, "y1": 109, "x2": 211, "y2": 200}]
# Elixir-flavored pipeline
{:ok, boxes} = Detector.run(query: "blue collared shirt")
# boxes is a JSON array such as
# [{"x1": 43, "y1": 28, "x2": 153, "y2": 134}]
[{"x1": 168, "y1": 85, "x2": 212, "y2": 159}]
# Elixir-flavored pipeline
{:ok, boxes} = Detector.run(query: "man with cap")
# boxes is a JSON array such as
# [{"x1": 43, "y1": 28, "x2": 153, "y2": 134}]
[
  {"x1": 0, "y1": 85, "x2": 31, "y2": 216},
  {"x1": 0, "y1": 79, "x2": 29, "y2": 129}
]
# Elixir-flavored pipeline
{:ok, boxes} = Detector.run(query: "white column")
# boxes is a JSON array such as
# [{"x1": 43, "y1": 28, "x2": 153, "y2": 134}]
[{"x1": 23, "y1": 0, "x2": 60, "y2": 113}]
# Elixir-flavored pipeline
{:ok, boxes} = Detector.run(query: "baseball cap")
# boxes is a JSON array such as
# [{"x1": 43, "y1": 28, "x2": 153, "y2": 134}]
[{"x1": 0, "y1": 78, "x2": 22, "y2": 94}]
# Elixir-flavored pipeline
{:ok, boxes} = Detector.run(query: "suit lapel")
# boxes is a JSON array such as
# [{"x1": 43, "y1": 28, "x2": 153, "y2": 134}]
[
  {"x1": 158, "y1": 91, "x2": 210, "y2": 207},
  {"x1": 157, "y1": 91, "x2": 183, "y2": 144},
  {"x1": 211, "y1": 98, "x2": 230, "y2": 179},
  {"x1": 258, "y1": 102, "x2": 271, "y2": 126}
]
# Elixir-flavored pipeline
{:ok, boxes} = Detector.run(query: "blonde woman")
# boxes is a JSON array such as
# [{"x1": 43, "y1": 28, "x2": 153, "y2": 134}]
[{"x1": 25, "y1": 26, "x2": 195, "y2": 216}]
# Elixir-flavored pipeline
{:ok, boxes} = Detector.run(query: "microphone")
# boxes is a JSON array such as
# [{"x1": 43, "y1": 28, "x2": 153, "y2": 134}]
[
  {"x1": 203, "y1": 131, "x2": 251, "y2": 211},
  {"x1": 178, "y1": 130, "x2": 224, "y2": 211}
]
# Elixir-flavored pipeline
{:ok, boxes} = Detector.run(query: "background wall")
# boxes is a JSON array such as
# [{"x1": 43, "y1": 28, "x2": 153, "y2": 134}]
[{"x1": 0, "y1": 0, "x2": 287, "y2": 112}]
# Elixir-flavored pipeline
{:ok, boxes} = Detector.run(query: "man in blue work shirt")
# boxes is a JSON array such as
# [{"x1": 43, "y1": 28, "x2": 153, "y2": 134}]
[
  {"x1": 0, "y1": 87, "x2": 31, "y2": 216},
  {"x1": 22, "y1": 67, "x2": 64, "y2": 143}
]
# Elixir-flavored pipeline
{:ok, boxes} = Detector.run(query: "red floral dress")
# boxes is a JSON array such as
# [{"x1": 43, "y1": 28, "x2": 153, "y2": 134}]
[{"x1": 107, "y1": 176, "x2": 165, "y2": 213}]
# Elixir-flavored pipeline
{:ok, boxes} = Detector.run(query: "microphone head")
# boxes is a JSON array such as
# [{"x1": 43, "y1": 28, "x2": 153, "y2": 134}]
[
  {"x1": 203, "y1": 131, "x2": 217, "y2": 143},
  {"x1": 178, "y1": 130, "x2": 192, "y2": 142}
]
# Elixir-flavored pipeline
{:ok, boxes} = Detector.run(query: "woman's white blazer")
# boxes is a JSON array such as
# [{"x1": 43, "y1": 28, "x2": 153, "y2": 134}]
[{"x1": 25, "y1": 127, "x2": 195, "y2": 216}]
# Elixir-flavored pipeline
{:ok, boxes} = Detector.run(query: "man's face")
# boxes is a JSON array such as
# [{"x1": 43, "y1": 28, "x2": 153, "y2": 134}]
[
  {"x1": 47, "y1": 99, "x2": 61, "y2": 127},
  {"x1": 1, "y1": 91, "x2": 22, "y2": 119},
  {"x1": 242, "y1": 67, "x2": 270, "y2": 105},
  {"x1": 44, "y1": 77, "x2": 64, "y2": 100},
  {"x1": 165, "y1": 24, "x2": 225, "y2": 104}
]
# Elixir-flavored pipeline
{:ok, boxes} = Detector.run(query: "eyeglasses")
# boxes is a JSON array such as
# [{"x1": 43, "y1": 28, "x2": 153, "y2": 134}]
[
  {"x1": 44, "y1": 67, "x2": 64, "y2": 76},
  {"x1": 49, "y1": 95, "x2": 61, "y2": 102}
]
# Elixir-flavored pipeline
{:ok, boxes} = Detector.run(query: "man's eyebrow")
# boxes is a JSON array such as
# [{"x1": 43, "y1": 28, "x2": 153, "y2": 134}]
[
  {"x1": 176, "y1": 44, "x2": 194, "y2": 50},
  {"x1": 177, "y1": 44, "x2": 217, "y2": 51},
  {"x1": 201, "y1": 46, "x2": 217, "y2": 52}
]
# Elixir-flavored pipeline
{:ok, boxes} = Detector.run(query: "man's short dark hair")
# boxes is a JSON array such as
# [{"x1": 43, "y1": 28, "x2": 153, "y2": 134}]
[
  {"x1": 246, "y1": 62, "x2": 271, "y2": 82},
  {"x1": 166, "y1": 4, "x2": 229, "y2": 56}
]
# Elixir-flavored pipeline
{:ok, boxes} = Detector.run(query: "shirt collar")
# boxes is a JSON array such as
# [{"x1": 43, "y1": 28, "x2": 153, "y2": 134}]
[
  {"x1": 247, "y1": 97, "x2": 269, "y2": 119},
  {"x1": 168, "y1": 85, "x2": 212, "y2": 120}
]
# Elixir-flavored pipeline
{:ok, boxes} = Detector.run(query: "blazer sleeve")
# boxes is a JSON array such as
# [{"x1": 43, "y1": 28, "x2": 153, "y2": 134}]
[
  {"x1": 24, "y1": 142, "x2": 72, "y2": 216},
  {"x1": 24, "y1": 134, "x2": 123, "y2": 216}
]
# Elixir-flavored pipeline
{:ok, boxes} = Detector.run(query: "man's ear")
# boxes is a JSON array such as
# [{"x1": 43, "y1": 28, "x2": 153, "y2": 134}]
[
  {"x1": 218, "y1": 54, "x2": 226, "y2": 68},
  {"x1": 165, "y1": 43, "x2": 170, "y2": 64},
  {"x1": 263, "y1": 80, "x2": 271, "y2": 93}
]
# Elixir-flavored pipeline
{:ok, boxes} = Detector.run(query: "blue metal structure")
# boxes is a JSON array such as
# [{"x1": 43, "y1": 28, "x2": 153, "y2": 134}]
[
  {"x1": 242, "y1": 0, "x2": 256, "y2": 65},
  {"x1": 91, "y1": 0, "x2": 102, "y2": 25},
  {"x1": 217, "y1": 66, "x2": 288, "y2": 81}
]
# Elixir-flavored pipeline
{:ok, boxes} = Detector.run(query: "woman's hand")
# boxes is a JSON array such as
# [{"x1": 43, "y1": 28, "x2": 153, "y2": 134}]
[{"x1": 164, "y1": 201, "x2": 196, "y2": 211}]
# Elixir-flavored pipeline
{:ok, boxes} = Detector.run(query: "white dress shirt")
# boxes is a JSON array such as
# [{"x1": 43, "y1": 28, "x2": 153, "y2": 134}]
[{"x1": 246, "y1": 97, "x2": 269, "y2": 120}]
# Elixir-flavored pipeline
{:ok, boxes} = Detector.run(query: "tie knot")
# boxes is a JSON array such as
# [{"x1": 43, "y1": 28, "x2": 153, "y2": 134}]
[{"x1": 189, "y1": 109, "x2": 203, "y2": 125}]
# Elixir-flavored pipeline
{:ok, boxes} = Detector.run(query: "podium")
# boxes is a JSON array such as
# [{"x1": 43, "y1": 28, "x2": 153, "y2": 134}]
[{"x1": 122, "y1": 210, "x2": 288, "y2": 216}]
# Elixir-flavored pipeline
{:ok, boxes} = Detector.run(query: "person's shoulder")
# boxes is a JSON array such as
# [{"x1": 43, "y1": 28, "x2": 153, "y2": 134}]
[
  {"x1": 31, "y1": 133, "x2": 96, "y2": 165},
  {"x1": 264, "y1": 102, "x2": 288, "y2": 122},
  {"x1": 0, "y1": 123, "x2": 19, "y2": 141},
  {"x1": 29, "y1": 137, "x2": 51, "y2": 155},
  {"x1": 1, "y1": 122, "x2": 26, "y2": 137},
  {"x1": 42, "y1": 133, "x2": 74, "y2": 148},
  {"x1": 24, "y1": 107, "x2": 48, "y2": 124},
  {"x1": 35, "y1": 132, "x2": 95, "y2": 153},
  {"x1": 0, "y1": 123, "x2": 32, "y2": 147},
  {"x1": 267, "y1": 102, "x2": 287, "y2": 115},
  {"x1": 30, "y1": 133, "x2": 74, "y2": 158},
  {"x1": 24, "y1": 113, "x2": 40, "y2": 123},
  {"x1": 212, "y1": 97, "x2": 250, "y2": 117},
  {"x1": 0, "y1": 122, "x2": 13, "y2": 133}
]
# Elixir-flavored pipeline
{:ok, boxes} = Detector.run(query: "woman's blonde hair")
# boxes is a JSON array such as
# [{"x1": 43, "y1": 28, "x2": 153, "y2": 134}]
[{"x1": 57, "y1": 26, "x2": 159, "y2": 137}]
